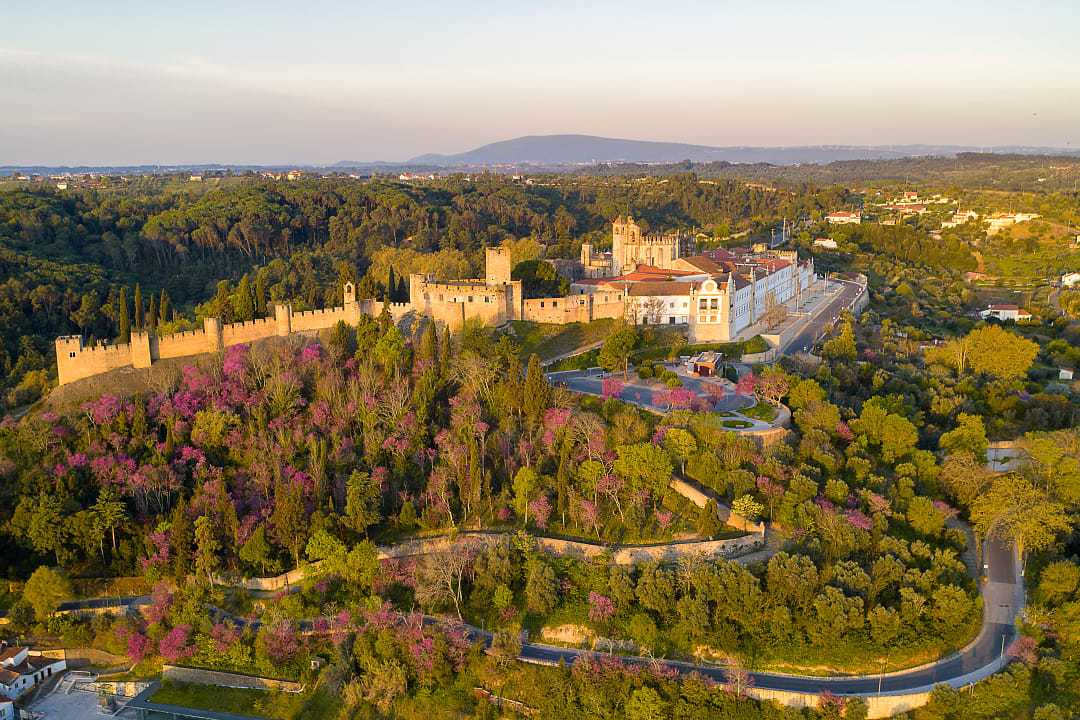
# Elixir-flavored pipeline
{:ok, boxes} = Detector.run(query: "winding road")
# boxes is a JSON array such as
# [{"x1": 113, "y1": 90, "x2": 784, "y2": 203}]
[{"x1": 46, "y1": 538, "x2": 1020, "y2": 699}]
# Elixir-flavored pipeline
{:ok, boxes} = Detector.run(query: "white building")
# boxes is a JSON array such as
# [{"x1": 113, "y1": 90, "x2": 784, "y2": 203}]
[
  {"x1": 826, "y1": 211, "x2": 862, "y2": 225},
  {"x1": 571, "y1": 247, "x2": 816, "y2": 342},
  {"x1": 986, "y1": 213, "x2": 1041, "y2": 236},
  {"x1": 1061, "y1": 272, "x2": 1080, "y2": 288},
  {"x1": 0, "y1": 699, "x2": 14, "y2": 720},
  {"x1": 0, "y1": 644, "x2": 66, "y2": 699},
  {"x1": 980, "y1": 304, "x2": 1033, "y2": 322},
  {"x1": 813, "y1": 238, "x2": 838, "y2": 249}
]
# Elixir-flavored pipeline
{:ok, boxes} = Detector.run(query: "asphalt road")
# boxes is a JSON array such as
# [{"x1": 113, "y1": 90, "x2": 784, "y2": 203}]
[
  {"x1": 516, "y1": 538, "x2": 1018, "y2": 694},
  {"x1": 55, "y1": 540, "x2": 1018, "y2": 697},
  {"x1": 785, "y1": 280, "x2": 865, "y2": 354}
]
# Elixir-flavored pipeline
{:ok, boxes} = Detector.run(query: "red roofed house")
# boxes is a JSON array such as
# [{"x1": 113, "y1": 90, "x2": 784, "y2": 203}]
[
  {"x1": 0, "y1": 643, "x2": 66, "y2": 699},
  {"x1": 980, "y1": 304, "x2": 1033, "y2": 322}
]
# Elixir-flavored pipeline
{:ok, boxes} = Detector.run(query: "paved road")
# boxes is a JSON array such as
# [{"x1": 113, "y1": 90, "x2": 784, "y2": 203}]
[
  {"x1": 785, "y1": 280, "x2": 865, "y2": 354},
  {"x1": 516, "y1": 538, "x2": 1019, "y2": 694},
  {"x1": 56, "y1": 540, "x2": 1018, "y2": 697}
]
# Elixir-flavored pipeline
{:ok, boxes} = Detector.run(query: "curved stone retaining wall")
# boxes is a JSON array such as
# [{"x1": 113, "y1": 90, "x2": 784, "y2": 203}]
[{"x1": 162, "y1": 665, "x2": 304, "y2": 692}]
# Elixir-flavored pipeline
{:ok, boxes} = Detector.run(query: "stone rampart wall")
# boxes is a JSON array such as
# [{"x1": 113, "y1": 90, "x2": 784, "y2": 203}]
[{"x1": 156, "y1": 328, "x2": 213, "y2": 360}]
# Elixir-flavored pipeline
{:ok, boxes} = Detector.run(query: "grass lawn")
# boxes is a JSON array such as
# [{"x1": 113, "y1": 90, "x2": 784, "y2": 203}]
[
  {"x1": 722, "y1": 420, "x2": 753, "y2": 429},
  {"x1": 741, "y1": 401, "x2": 778, "y2": 422},
  {"x1": 150, "y1": 680, "x2": 306, "y2": 719},
  {"x1": 506, "y1": 319, "x2": 618, "y2": 361}
]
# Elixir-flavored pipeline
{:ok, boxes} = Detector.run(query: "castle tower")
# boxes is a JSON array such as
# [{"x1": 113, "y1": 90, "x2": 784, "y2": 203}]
[
  {"x1": 580, "y1": 242, "x2": 593, "y2": 267},
  {"x1": 343, "y1": 281, "x2": 356, "y2": 307},
  {"x1": 203, "y1": 317, "x2": 224, "y2": 353},
  {"x1": 130, "y1": 330, "x2": 153, "y2": 368},
  {"x1": 485, "y1": 246, "x2": 512, "y2": 286},
  {"x1": 274, "y1": 304, "x2": 292, "y2": 337},
  {"x1": 55, "y1": 336, "x2": 84, "y2": 386}
]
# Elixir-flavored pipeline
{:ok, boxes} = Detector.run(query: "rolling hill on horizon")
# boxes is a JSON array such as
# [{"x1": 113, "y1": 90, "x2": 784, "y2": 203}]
[{"x1": 391, "y1": 134, "x2": 1079, "y2": 168}]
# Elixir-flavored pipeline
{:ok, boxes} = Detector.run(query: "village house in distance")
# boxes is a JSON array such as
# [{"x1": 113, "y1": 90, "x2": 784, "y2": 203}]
[{"x1": 55, "y1": 216, "x2": 819, "y2": 385}]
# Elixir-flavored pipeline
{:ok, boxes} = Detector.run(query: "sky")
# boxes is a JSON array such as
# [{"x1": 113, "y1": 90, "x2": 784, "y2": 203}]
[{"x1": 3, "y1": 0, "x2": 1080, "y2": 165}]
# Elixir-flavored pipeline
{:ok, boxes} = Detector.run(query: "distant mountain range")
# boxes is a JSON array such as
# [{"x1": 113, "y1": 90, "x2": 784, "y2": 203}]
[
  {"x1": 389, "y1": 134, "x2": 1080, "y2": 168},
  {"x1": 6, "y1": 135, "x2": 1078, "y2": 176}
]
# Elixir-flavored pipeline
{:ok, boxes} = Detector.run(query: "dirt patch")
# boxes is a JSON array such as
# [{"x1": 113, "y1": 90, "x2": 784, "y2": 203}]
[{"x1": 540, "y1": 624, "x2": 595, "y2": 646}]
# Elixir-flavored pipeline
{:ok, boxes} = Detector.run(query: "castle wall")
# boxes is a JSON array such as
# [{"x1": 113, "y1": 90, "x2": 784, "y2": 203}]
[
  {"x1": 156, "y1": 329, "x2": 211, "y2": 360},
  {"x1": 55, "y1": 338, "x2": 132, "y2": 385},
  {"x1": 522, "y1": 296, "x2": 592, "y2": 324},
  {"x1": 290, "y1": 306, "x2": 356, "y2": 333},
  {"x1": 409, "y1": 275, "x2": 515, "y2": 330},
  {"x1": 220, "y1": 317, "x2": 278, "y2": 346}
]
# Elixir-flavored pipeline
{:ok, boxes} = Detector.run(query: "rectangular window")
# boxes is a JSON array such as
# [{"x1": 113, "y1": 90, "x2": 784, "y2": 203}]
[
  {"x1": 710, "y1": 298, "x2": 719, "y2": 309},
  {"x1": 69, "y1": 352, "x2": 76, "y2": 358},
  {"x1": 553, "y1": 301, "x2": 558, "y2": 307},
  {"x1": 540, "y1": 301, "x2": 545, "y2": 307},
  {"x1": 468, "y1": 296, "x2": 473, "y2": 302}
]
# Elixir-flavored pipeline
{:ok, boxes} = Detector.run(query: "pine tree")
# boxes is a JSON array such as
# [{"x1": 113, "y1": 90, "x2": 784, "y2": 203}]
[
  {"x1": 378, "y1": 299, "x2": 393, "y2": 333},
  {"x1": 159, "y1": 289, "x2": 171, "y2": 324},
  {"x1": 117, "y1": 287, "x2": 130, "y2": 343},
  {"x1": 133, "y1": 284, "x2": 144, "y2": 330}
]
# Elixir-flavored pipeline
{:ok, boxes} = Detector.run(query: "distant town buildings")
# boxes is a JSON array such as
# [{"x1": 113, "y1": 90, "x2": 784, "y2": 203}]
[
  {"x1": 942, "y1": 210, "x2": 979, "y2": 229},
  {"x1": 1062, "y1": 272, "x2": 1080, "y2": 288},
  {"x1": 826, "y1": 211, "x2": 862, "y2": 225},
  {"x1": 986, "y1": 212, "x2": 1041, "y2": 235},
  {"x1": 813, "y1": 238, "x2": 838, "y2": 249}
]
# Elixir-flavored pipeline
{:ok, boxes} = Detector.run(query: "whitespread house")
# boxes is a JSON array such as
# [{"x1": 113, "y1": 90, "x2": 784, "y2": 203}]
[{"x1": 0, "y1": 644, "x2": 66, "y2": 699}]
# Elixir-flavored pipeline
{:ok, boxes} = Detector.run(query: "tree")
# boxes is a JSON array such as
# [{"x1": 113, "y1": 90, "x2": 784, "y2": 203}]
[
  {"x1": 194, "y1": 515, "x2": 220, "y2": 583},
  {"x1": 906, "y1": 496, "x2": 945, "y2": 537},
  {"x1": 415, "y1": 549, "x2": 474, "y2": 620},
  {"x1": 822, "y1": 320, "x2": 856, "y2": 360},
  {"x1": 967, "y1": 325, "x2": 1039, "y2": 380},
  {"x1": 133, "y1": 283, "x2": 144, "y2": 330},
  {"x1": 522, "y1": 354, "x2": 549, "y2": 428},
  {"x1": 972, "y1": 474, "x2": 1071, "y2": 561},
  {"x1": 762, "y1": 291, "x2": 788, "y2": 330},
  {"x1": 159, "y1": 288, "x2": 172, "y2": 323},
  {"x1": 512, "y1": 259, "x2": 569, "y2": 298},
  {"x1": 239, "y1": 524, "x2": 279, "y2": 575},
  {"x1": 939, "y1": 413, "x2": 989, "y2": 461},
  {"x1": 23, "y1": 566, "x2": 73, "y2": 620},
  {"x1": 234, "y1": 274, "x2": 255, "y2": 321},
  {"x1": 91, "y1": 487, "x2": 126, "y2": 556},
  {"x1": 117, "y1": 286, "x2": 130, "y2": 343},
  {"x1": 344, "y1": 470, "x2": 381, "y2": 536},
  {"x1": 625, "y1": 686, "x2": 666, "y2": 720},
  {"x1": 732, "y1": 495, "x2": 764, "y2": 522},
  {"x1": 524, "y1": 557, "x2": 557, "y2": 615},
  {"x1": 12, "y1": 493, "x2": 69, "y2": 565},
  {"x1": 361, "y1": 659, "x2": 407, "y2": 713},
  {"x1": 512, "y1": 466, "x2": 538, "y2": 524},
  {"x1": 270, "y1": 479, "x2": 308, "y2": 568},
  {"x1": 754, "y1": 366, "x2": 790, "y2": 406},
  {"x1": 599, "y1": 323, "x2": 637, "y2": 379}
]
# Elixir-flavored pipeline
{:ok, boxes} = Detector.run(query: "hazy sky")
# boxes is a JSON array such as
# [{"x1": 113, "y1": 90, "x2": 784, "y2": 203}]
[{"x1": 3, "y1": 0, "x2": 1080, "y2": 165}]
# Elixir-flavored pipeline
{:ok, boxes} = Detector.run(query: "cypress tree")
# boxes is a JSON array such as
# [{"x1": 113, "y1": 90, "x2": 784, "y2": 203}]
[
  {"x1": 147, "y1": 294, "x2": 158, "y2": 330},
  {"x1": 439, "y1": 326, "x2": 452, "y2": 369},
  {"x1": 159, "y1": 289, "x2": 171, "y2": 324},
  {"x1": 133, "y1": 283, "x2": 144, "y2": 330},
  {"x1": 235, "y1": 275, "x2": 255, "y2": 321},
  {"x1": 523, "y1": 353, "x2": 549, "y2": 428},
  {"x1": 254, "y1": 274, "x2": 267, "y2": 316},
  {"x1": 397, "y1": 274, "x2": 409, "y2": 302},
  {"x1": 117, "y1": 287, "x2": 130, "y2": 343},
  {"x1": 388, "y1": 267, "x2": 398, "y2": 301}
]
